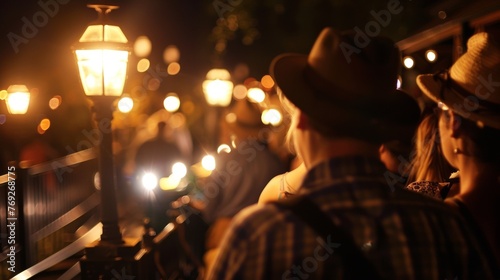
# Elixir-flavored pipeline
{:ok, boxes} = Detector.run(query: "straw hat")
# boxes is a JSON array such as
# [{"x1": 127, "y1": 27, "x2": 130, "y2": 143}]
[
  {"x1": 417, "y1": 32, "x2": 500, "y2": 130},
  {"x1": 270, "y1": 27, "x2": 420, "y2": 143}
]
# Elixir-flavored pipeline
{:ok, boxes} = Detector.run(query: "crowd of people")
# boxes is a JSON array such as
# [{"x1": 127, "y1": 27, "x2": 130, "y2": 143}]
[{"x1": 163, "y1": 27, "x2": 500, "y2": 279}]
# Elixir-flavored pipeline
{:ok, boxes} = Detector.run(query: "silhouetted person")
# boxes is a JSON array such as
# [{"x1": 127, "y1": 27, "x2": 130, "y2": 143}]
[{"x1": 135, "y1": 121, "x2": 183, "y2": 176}]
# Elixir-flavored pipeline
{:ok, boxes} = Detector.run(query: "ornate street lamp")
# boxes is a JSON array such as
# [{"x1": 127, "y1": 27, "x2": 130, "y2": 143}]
[
  {"x1": 72, "y1": 4, "x2": 141, "y2": 277},
  {"x1": 202, "y1": 68, "x2": 233, "y2": 107},
  {"x1": 202, "y1": 68, "x2": 234, "y2": 149},
  {"x1": 5, "y1": 84, "x2": 30, "y2": 114}
]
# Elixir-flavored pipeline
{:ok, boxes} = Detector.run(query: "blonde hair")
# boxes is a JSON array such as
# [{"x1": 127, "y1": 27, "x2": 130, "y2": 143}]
[
  {"x1": 407, "y1": 112, "x2": 454, "y2": 183},
  {"x1": 277, "y1": 88, "x2": 298, "y2": 155}
]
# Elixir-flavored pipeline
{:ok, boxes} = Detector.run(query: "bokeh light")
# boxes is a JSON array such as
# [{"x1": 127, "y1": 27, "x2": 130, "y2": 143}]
[
  {"x1": 170, "y1": 113, "x2": 186, "y2": 129},
  {"x1": 142, "y1": 172, "x2": 158, "y2": 190},
  {"x1": 0, "y1": 90, "x2": 7, "y2": 100},
  {"x1": 137, "y1": 58, "x2": 150, "y2": 73},
  {"x1": 163, "y1": 45, "x2": 180, "y2": 63},
  {"x1": 134, "y1": 36, "x2": 152, "y2": 57},
  {"x1": 118, "y1": 96, "x2": 134, "y2": 113},
  {"x1": 171, "y1": 162, "x2": 187, "y2": 178},
  {"x1": 39, "y1": 118, "x2": 51, "y2": 131},
  {"x1": 201, "y1": 155, "x2": 216, "y2": 171},
  {"x1": 397, "y1": 76, "x2": 402, "y2": 89},
  {"x1": 160, "y1": 176, "x2": 181, "y2": 190},
  {"x1": 147, "y1": 78, "x2": 161, "y2": 91},
  {"x1": 425, "y1": 49, "x2": 437, "y2": 62},
  {"x1": 217, "y1": 144, "x2": 232, "y2": 154},
  {"x1": 163, "y1": 93, "x2": 180, "y2": 112},
  {"x1": 247, "y1": 87, "x2": 265, "y2": 103},
  {"x1": 181, "y1": 100, "x2": 195, "y2": 115},
  {"x1": 233, "y1": 63, "x2": 250, "y2": 81},
  {"x1": 261, "y1": 75, "x2": 275, "y2": 89},
  {"x1": 94, "y1": 172, "x2": 101, "y2": 190},
  {"x1": 233, "y1": 84, "x2": 247, "y2": 100},
  {"x1": 167, "y1": 62, "x2": 181, "y2": 75},
  {"x1": 261, "y1": 108, "x2": 282, "y2": 126},
  {"x1": 403, "y1": 56, "x2": 414, "y2": 69},
  {"x1": 49, "y1": 95, "x2": 62, "y2": 110}
]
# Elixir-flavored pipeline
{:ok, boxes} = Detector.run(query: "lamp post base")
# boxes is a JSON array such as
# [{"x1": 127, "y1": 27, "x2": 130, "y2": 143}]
[{"x1": 79, "y1": 237, "x2": 154, "y2": 279}]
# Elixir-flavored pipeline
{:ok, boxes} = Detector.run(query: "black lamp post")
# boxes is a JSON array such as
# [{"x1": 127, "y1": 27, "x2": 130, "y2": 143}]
[
  {"x1": 73, "y1": 4, "x2": 145, "y2": 278},
  {"x1": 73, "y1": 3, "x2": 128, "y2": 245}
]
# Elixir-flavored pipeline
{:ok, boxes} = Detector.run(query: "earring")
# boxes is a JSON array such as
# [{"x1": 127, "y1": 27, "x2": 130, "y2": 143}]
[{"x1": 453, "y1": 148, "x2": 461, "y2": 154}]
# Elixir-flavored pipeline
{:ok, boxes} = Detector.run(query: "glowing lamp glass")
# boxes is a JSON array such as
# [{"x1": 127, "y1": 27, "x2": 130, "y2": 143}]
[{"x1": 6, "y1": 85, "x2": 30, "y2": 114}]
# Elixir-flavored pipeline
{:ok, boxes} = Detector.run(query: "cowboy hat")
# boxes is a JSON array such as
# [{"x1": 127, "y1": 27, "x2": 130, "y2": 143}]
[
  {"x1": 417, "y1": 32, "x2": 500, "y2": 130},
  {"x1": 270, "y1": 27, "x2": 420, "y2": 143}
]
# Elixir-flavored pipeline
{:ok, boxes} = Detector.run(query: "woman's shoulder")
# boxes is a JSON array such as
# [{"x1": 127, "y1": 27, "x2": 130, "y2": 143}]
[{"x1": 258, "y1": 174, "x2": 284, "y2": 204}]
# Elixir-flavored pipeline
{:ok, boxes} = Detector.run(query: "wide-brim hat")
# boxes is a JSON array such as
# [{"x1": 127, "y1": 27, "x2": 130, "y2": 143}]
[
  {"x1": 417, "y1": 32, "x2": 500, "y2": 130},
  {"x1": 270, "y1": 27, "x2": 420, "y2": 143}
]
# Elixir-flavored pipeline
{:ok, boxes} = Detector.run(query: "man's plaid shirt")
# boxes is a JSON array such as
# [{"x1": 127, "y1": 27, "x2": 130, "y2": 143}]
[{"x1": 207, "y1": 156, "x2": 497, "y2": 279}]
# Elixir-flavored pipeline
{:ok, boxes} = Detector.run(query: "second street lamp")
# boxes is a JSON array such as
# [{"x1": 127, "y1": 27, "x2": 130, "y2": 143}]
[{"x1": 6, "y1": 84, "x2": 30, "y2": 115}]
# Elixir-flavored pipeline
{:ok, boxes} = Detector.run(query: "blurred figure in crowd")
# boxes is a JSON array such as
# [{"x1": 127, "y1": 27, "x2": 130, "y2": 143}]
[
  {"x1": 135, "y1": 121, "x2": 183, "y2": 176},
  {"x1": 198, "y1": 99, "x2": 286, "y2": 274}
]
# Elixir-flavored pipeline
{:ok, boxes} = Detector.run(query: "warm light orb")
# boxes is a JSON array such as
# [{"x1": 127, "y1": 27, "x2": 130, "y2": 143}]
[
  {"x1": 0, "y1": 90, "x2": 8, "y2": 100},
  {"x1": 217, "y1": 144, "x2": 232, "y2": 154},
  {"x1": 261, "y1": 75, "x2": 275, "y2": 89},
  {"x1": 403, "y1": 56, "x2": 414, "y2": 69},
  {"x1": 201, "y1": 155, "x2": 216, "y2": 171},
  {"x1": 142, "y1": 172, "x2": 158, "y2": 190},
  {"x1": 163, "y1": 45, "x2": 180, "y2": 63},
  {"x1": 160, "y1": 175, "x2": 181, "y2": 190},
  {"x1": 118, "y1": 96, "x2": 134, "y2": 113},
  {"x1": 137, "y1": 58, "x2": 150, "y2": 73},
  {"x1": 133, "y1": 35, "x2": 152, "y2": 57},
  {"x1": 39, "y1": 118, "x2": 51, "y2": 131},
  {"x1": 49, "y1": 95, "x2": 62, "y2": 110},
  {"x1": 6, "y1": 85, "x2": 30, "y2": 114},
  {"x1": 262, "y1": 108, "x2": 282, "y2": 126},
  {"x1": 94, "y1": 172, "x2": 101, "y2": 190},
  {"x1": 171, "y1": 162, "x2": 187, "y2": 178},
  {"x1": 233, "y1": 84, "x2": 247, "y2": 100},
  {"x1": 163, "y1": 93, "x2": 180, "y2": 112},
  {"x1": 425, "y1": 50, "x2": 437, "y2": 62},
  {"x1": 203, "y1": 68, "x2": 234, "y2": 107},
  {"x1": 167, "y1": 62, "x2": 181, "y2": 75},
  {"x1": 247, "y1": 87, "x2": 265, "y2": 103}
]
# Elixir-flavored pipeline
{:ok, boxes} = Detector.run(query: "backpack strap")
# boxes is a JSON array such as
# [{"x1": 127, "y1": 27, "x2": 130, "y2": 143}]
[{"x1": 274, "y1": 195, "x2": 382, "y2": 279}]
